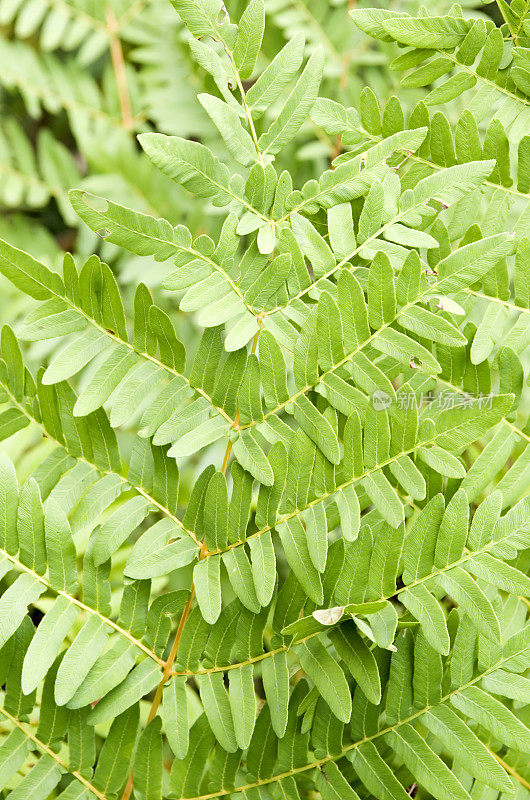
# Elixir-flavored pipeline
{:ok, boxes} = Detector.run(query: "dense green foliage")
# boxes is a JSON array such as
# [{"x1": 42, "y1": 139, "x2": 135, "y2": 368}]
[{"x1": 0, "y1": 0, "x2": 529, "y2": 799}]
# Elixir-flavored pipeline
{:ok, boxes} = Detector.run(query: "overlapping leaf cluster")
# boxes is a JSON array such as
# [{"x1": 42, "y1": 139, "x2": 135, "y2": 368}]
[{"x1": 0, "y1": 1, "x2": 529, "y2": 799}]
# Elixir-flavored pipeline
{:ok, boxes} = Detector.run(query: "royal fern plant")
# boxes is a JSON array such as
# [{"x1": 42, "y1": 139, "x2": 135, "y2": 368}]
[{"x1": 0, "y1": 1, "x2": 530, "y2": 799}]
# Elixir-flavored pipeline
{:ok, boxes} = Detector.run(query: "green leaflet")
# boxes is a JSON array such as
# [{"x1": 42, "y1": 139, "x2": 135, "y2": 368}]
[
  {"x1": 262, "y1": 651, "x2": 290, "y2": 737},
  {"x1": 416, "y1": 445, "x2": 466, "y2": 478},
  {"x1": 400, "y1": 160, "x2": 496, "y2": 212},
  {"x1": 243, "y1": 255, "x2": 291, "y2": 310},
  {"x1": 42, "y1": 329, "x2": 111, "y2": 385},
  {"x1": 328, "y1": 203, "x2": 356, "y2": 258},
  {"x1": 259, "y1": 46, "x2": 325, "y2": 155},
  {"x1": 167, "y1": 414, "x2": 230, "y2": 458},
  {"x1": 258, "y1": 330, "x2": 290, "y2": 407},
  {"x1": 0, "y1": 453, "x2": 18, "y2": 555},
  {"x1": 290, "y1": 212, "x2": 335, "y2": 278},
  {"x1": 228, "y1": 462, "x2": 254, "y2": 544},
  {"x1": 0, "y1": 574, "x2": 44, "y2": 649},
  {"x1": 317, "y1": 291, "x2": 345, "y2": 370},
  {"x1": 67, "y1": 641, "x2": 138, "y2": 711},
  {"x1": 436, "y1": 234, "x2": 517, "y2": 294},
  {"x1": 436, "y1": 489, "x2": 469, "y2": 567},
  {"x1": 232, "y1": 431, "x2": 274, "y2": 486},
  {"x1": 399, "y1": 584, "x2": 450, "y2": 656},
  {"x1": 363, "y1": 601, "x2": 399, "y2": 651},
  {"x1": 248, "y1": 531, "x2": 276, "y2": 606},
  {"x1": 70, "y1": 191, "x2": 184, "y2": 260},
  {"x1": 88, "y1": 660, "x2": 161, "y2": 725},
  {"x1": 124, "y1": 520, "x2": 199, "y2": 579},
  {"x1": 293, "y1": 395, "x2": 340, "y2": 464},
  {"x1": 194, "y1": 556, "x2": 222, "y2": 624},
  {"x1": 389, "y1": 456, "x2": 426, "y2": 500},
  {"x1": 318, "y1": 373, "x2": 367, "y2": 418},
  {"x1": 0, "y1": 238, "x2": 64, "y2": 301},
  {"x1": 422, "y1": 705, "x2": 513, "y2": 792},
  {"x1": 133, "y1": 717, "x2": 163, "y2": 800},
  {"x1": 92, "y1": 495, "x2": 152, "y2": 566},
  {"x1": 246, "y1": 33, "x2": 305, "y2": 117},
  {"x1": 163, "y1": 676, "x2": 189, "y2": 759},
  {"x1": 329, "y1": 623, "x2": 381, "y2": 704},
  {"x1": 204, "y1": 470, "x2": 229, "y2": 551},
  {"x1": 337, "y1": 271, "x2": 371, "y2": 350},
  {"x1": 386, "y1": 724, "x2": 471, "y2": 800},
  {"x1": 199, "y1": 93, "x2": 257, "y2": 166},
  {"x1": 170, "y1": 0, "x2": 237, "y2": 44},
  {"x1": 482, "y1": 668, "x2": 530, "y2": 703},
  {"x1": 0, "y1": 729, "x2": 28, "y2": 786},
  {"x1": 233, "y1": 0, "x2": 264, "y2": 79},
  {"x1": 436, "y1": 567, "x2": 501, "y2": 644},
  {"x1": 238, "y1": 354, "x2": 263, "y2": 423},
  {"x1": 282, "y1": 428, "x2": 316, "y2": 513},
  {"x1": 451, "y1": 686, "x2": 530, "y2": 753},
  {"x1": 372, "y1": 327, "x2": 441, "y2": 375},
  {"x1": 21, "y1": 596, "x2": 77, "y2": 695},
  {"x1": 382, "y1": 16, "x2": 472, "y2": 49},
  {"x1": 17, "y1": 478, "x2": 46, "y2": 576},
  {"x1": 228, "y1": 663, "x2": 257, "y2": 749},
  {"x1": 93, "y1": 705, "x2": 139, "y2": 795},
  {"x1": 350, "y1": 742, "x2": 411, "y2": 800},
  {"x1": 403, "y1": 494, "x2": 445, "y2": 583},
  {"x1": 368, "y1": 251, "x2": 395, "y2": 328},
  {"x1": 363, "y1": 405, "x2": 390, "y2": 469},
  {"x1": 467, "y1": 553, "x2": 530, "y2": 596},
  {"x1": 197, "y1": 672, "x2": 238, "y2": 753},
  {"x1": 73, "y1": 346, "x2": 136, "y2": 416},
  {"x1": 222, "y1": 547, "x2": 261, "y2": 613},
  {"x1": 293, "y1": 159, "x2": 389, "y2": 213},
  {"x1": 5, "y1": 754, "x2": 62, "y2": 799},
  {"x1": 304, "y1": 502, "x2": 328, "y2": 571},
  {"x1": 277, "y1": 518, "x2": 323, "y2": 604},
  {"x1": 54, "y1": 616, "x2": 109, "y2": 705},
  {"x1": 398, "y1": 305, "x2": 466, "y2": 347},
  {"x1": 0, "y1": 411, "x2": 27, "y2": 450},
  {"x1": 297, "y1": 637, "x2": 352, "y2": 723},
  {"x1": 361, "y1": 471, "x2": 405, "y2": 528},
  {"x1": 139, "y1": 134, "x2": 236, "y2": 206},
  {"x1": 358, "y1": 181, "x2": 384, "y2": 245},
  {"x1": 168, "y1": 716, "x2": 215, "y2": 797},
  {"x1": 316, "y1": 762, "x2": 361, "y2": 800}
]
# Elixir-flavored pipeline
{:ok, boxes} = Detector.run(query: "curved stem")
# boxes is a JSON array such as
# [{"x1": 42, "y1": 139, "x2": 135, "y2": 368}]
[
  {"x1": 122, "y1": 328, "x2": 262, "y2": 798},
  {"x1": 106, "y1": 6, "x2": 133, "y2": 130},
  {"x1": 223, "y1": 48, "x2": 264, "y2": 164}
]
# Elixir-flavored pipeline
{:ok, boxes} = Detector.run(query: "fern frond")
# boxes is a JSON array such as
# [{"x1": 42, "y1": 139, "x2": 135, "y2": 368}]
[
  {"x1": 0, "y1": 38, "x2": 139, "y2": 141},
  {"x1": 350, "y1": 7, "x2": 530, "y2": 140},
  {"x1": 0, "y1": 0, "x2": 136, "y2": 64},
  {"x1": 312, "y1": 95, "x2": 530, "y2": 201},
  {"x1": 167, "y1": 604, "x2": 530, "y2": 799},
  {"x1": 0, "y1": 120, "x2": 81, "y2": 223}
]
